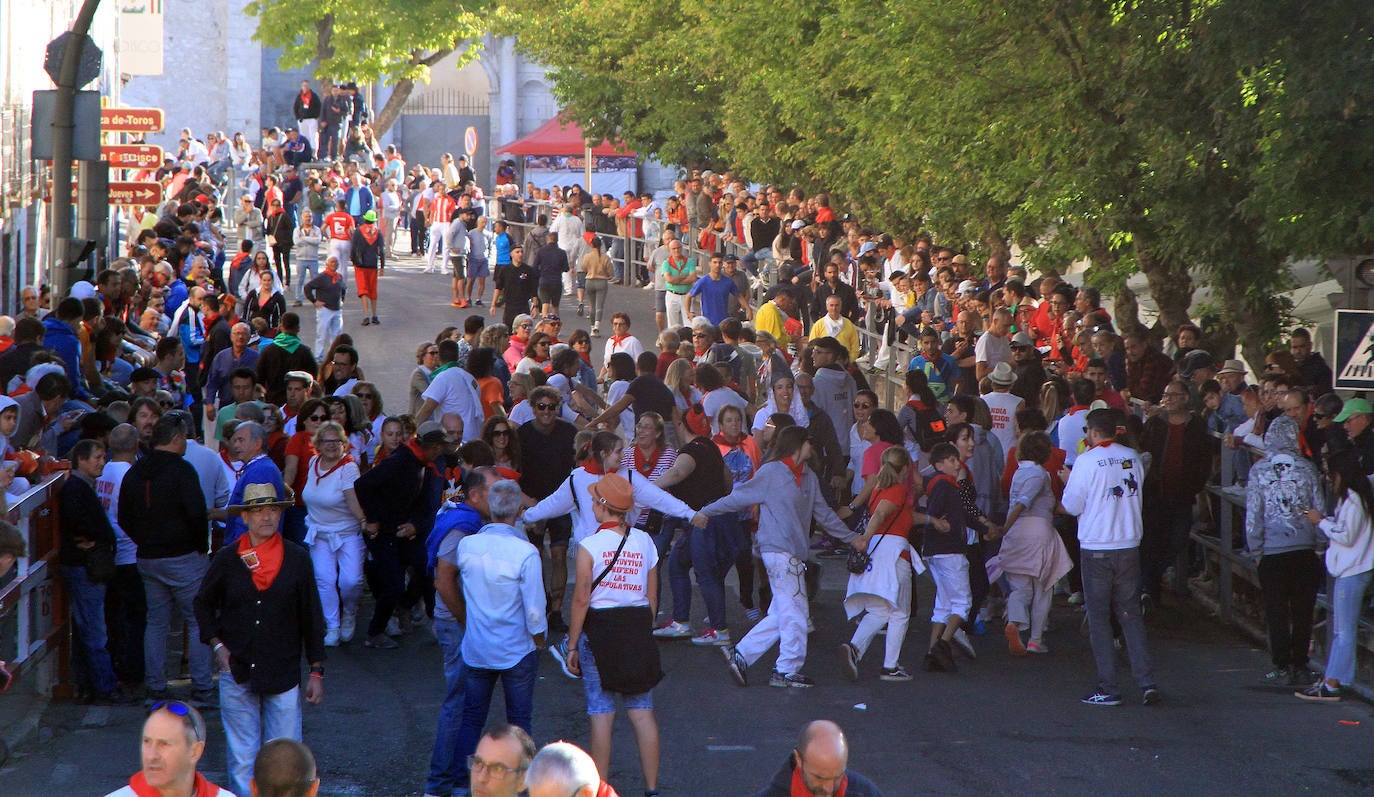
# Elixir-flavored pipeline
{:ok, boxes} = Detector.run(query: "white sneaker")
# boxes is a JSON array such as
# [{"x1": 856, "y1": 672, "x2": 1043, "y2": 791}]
[
  {"x1": 1067, "y1": 592, "x2": 1084, "y2": 606},
  {"x1": 692, "y1": 628, "x2": 731, "y2": 646},
  {"x1": 324, "y1": 628, "x2": 340, "y2": 647},
  {"x1": 641, "y1": 283, "x2": 654, "y2": 291},
  {"x1": 340, "y1": 611, "x2": 357, "y2": 642},
  {"x1": 652, "y1": 620, "x2": 692, "y2": 639},
  {"x1": 951, "y1": 628, "x2": 977, "y2": 659},
  {"x1": 385, "y1": 616, "x2": 402, "y2": 637}
]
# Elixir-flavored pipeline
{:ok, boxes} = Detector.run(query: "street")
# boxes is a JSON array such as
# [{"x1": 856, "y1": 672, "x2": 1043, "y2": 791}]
[{"x1": 2, "y1": 251, "x2": 1371, "y2": 797}]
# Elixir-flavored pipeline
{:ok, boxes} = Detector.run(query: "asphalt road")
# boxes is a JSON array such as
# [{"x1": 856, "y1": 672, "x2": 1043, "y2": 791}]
[{"x1": 2, "y1": 248, "x2": 1372, "y2": 796}]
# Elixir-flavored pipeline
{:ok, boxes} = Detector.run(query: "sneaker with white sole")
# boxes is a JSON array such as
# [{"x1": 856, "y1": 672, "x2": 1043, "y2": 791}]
[
  {"x1": 340, "y1": 610, "x2": 357, "y2": 643},
  {"x1": 549, "y1": 638, "x2": 580, "y2": 679},
  {"x1": 880, "y1": 665, "x2": 912, "y2": 682},
  {"x1": 769, "y1": 670, "x2": 815, "y2": 688},
  {"x1": 1081, "y1": 688, "x2": 1122, "y2": 706},
  {"x1": 652, "y1": 620, "x2": 692, "y2": 639},
  {"x1": 723, "y1": 646, "x2": 748, "y2": 687},
  {"x1": 1026, "y1": 640, "x2": 1050, "y2": 654},
  {"x1": 1067, "y1": 591, "x2": 1084, "y2": 606},
  {"x1": 385, "y1": 616, "x2": 402, "y2": 637},
  {"x1": 692, "y1": 628, "x2": 731, "y2": 646},
  {"x1": 1295, "y1": 681, "x2": 1341, "y2": 703},
  {"x1": 951, "y1": 628, "x2": 977, "y2": 659},
  {"x1": 324, "y1": 628, "x2": 340, "y2": 647},
  {"x1": 839, "y1": 642, "x2": 860, "y2": 681}
]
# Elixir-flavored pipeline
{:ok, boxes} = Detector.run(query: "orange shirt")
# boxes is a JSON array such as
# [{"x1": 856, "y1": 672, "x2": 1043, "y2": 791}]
[
  {"x1": 323, "y1": 211, "x2": 354, "y2": 241},
  {"x1": 478, "y1": 376, "x2": 504, "y2": 418},
  {"x1": 285, "y1": 431, "x2": 316, "y2": 505}
]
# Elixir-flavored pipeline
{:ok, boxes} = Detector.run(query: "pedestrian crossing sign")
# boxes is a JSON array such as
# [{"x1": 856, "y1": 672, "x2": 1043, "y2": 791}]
[{"x1": 1334, "y1": 310, "x2": 1374, "y2": 389}]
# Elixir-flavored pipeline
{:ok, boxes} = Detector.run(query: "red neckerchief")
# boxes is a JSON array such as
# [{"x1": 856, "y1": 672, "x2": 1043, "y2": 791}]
[
  {"x1": 312, "y1": 453, "x2": 355, "y2": 483},
  {"x1": 781, "y1": 455, "x2": 804, "y2": 485},
  {"x1": 201, "y1": 311, "x2": 220, "y2": 331},
  {"x1": 325, "y1": 268, "x2": 341, "y2": 284},
  {"x1": 792, "y1": 765, "x2": 847, "y2": 797},
  {"x1": 358, "y1": 224, "x2": 380, "y2": 245},
  {"x1": 713, "y1": 432, "x2": 740, "y2": 450},
  {"x1": 299, "y1": 90, "x2": 312, "y2": 108},
  {"x1": 610, "y1": 333, "x2": 631, "y2": 346},
  {"x1": 906, "y1": 398, "x2": 931, "y2": 411},
  {"x1": 694, "y1": 347, "x2": 709, "y2": 359},
  {"x1": 584, "y1": 459, "x2": 619, "y2": 476},
  {"x1": 236, "y1": 532, "x2": 284, "y2": 592},
  {"x1": 1298, "y1": 406, "x2": 1313, "y2": 457},
  {"x1": 128, "y1": 771, "x2": 220, "y2": 797},
  {"x1": 405, "y1": 439, "x2": 442, "y2": 477},
  {"x1": 596, "y1": 521, "x2": 625, "y2": 533},
  {"x1": 632, "y1": 445, "x2": 660, "y2": 478},
  {"x1": 1066, "y1": 404, "x2": 1090, "y2": 415},
  {"x1": 927, "y1": 472, "x2": 958, "y2": 492}
]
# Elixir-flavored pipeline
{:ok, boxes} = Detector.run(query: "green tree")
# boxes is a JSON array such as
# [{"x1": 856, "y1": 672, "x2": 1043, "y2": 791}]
[{"x1": 246, "y1": 0, "x2": 498, "y2": 137}]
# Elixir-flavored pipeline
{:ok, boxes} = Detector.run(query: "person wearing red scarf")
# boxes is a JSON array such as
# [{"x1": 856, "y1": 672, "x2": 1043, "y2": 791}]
[
  {"x1": 752, "y1": 720, "x2": 882, "y2": 797},
  {"x1": 104, "y1": 701, "x2": 231, "y2": 797},
  {"x1": 194, "y1": 482, "x2": 326, "y2": 797},
  {"x1": 524, "y1": 740, "x2": 623, "y2": 797}
]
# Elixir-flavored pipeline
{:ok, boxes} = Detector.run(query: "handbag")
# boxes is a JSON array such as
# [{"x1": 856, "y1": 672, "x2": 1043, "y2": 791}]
[
  {"x1": 581, "y1": 532, "x2": 664, "y2": 694},
  {"x1": 83, "y1": 543, "x2": 117, "y2": 584},
  {"x1": 846, "y1": 496, "x2": 902, "y2": 575}
]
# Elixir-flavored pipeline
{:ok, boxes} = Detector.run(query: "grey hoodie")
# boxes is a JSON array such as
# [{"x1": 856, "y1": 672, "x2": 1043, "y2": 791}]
[
  {"x1": 1245, "y1": 416, "x2": 1321, "y2": 556},
  {"x1": 700, "y1": 459, "x2": 852, "y2": 561}
]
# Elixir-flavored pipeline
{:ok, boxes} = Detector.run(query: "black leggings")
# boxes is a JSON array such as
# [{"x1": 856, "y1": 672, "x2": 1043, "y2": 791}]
[
  {"x1": 273, "y1": 247, "x2": 292, "y2": 286},
  {"x1": 364, "y1": 534, "x2": 425, "y2": 637}
]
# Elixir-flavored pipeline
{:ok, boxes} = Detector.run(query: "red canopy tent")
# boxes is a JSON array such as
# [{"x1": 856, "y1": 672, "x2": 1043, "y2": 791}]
[
  {"x1": 495, "y1": 115, "x2": 634, "y2": 157},
  {"x1": 496, "y1": 115, "x2": 638, "y2": 195}
]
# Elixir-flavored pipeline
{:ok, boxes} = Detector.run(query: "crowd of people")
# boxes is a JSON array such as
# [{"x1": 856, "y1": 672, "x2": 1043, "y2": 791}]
[{"x1": 6, "y1": 124, "x2": 1371, "y2": 797}]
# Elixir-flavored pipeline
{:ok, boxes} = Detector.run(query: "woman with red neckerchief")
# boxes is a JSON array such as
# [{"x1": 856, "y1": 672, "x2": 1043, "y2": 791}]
[{"x1": 301, "y1": 420, "x2": 366, "y2": 648}]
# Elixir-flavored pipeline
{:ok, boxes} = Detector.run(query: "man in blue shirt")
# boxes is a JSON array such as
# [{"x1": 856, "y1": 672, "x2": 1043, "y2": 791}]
[
  {"x1": 221, "y1": 422, "x2": 286, "y2": 546},
  {"x1": 449, "y1": 478, "x2": 546, "y2": 796},
  {"x1": 687, "y1": 254, "x2": 742, "y2": 325},
  {"x1": 908, "y1": 328, "x2": 960, "y2": 403}
]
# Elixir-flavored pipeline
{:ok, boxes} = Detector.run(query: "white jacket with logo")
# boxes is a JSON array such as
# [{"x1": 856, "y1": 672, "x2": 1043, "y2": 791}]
[{"x1": 1061, "y1": 441, "x2": 1144, "y2": 551}]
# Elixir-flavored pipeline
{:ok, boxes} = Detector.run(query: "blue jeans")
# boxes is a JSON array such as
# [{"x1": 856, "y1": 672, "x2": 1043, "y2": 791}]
[
  {"x1": 452, "y1": 649, "x2": 538, "y2": 788},
  {"x1": 61, "y1": 565, "x2": 118, "y2": 695},
  {"x1": 652, "y1": 518, "x2": 681, "y2": 610},
  {"x1": 219, "y1": 670, "x2": 301, "y2": 797},
  {"x1": 138, "y1": 553, "x2": 213, "y2": 692},
  {"x1": 1081, "y1": 547, "x2": 1154, "y2": 694},
  {"x1": 426, "y1": 617, "x2": 467, "y2": 796},
  {"x1": 1325, "y1": 570, "x2": 1372, "y2": 684},
  {"x1": 668, "y1": 514, "x2": 740, "y2": 630},
  {"x1": 295, "y1": 260, "x2": 319, "y2": 302}
]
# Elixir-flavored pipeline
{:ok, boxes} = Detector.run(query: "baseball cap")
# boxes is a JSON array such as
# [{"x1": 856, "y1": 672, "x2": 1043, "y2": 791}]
[
  {"x1": 1011, "y1": 331, "x2": 1035, "y2": 348},
  {"x1": 1334, "y1": 398, "x2": 1374, "y2": 423},
  {"x1": 416, "y1": 421, "x2": 449, "y2": 445},
  {"x1": 956, "y1": 280, "x2": 979, "y2": 296},
  {"x1": 790, "y1": 220, "x2": 805, "y2": 231}
]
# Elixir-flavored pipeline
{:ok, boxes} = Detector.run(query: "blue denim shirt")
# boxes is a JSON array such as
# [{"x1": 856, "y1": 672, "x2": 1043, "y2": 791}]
[{"x1": 456, "y1": 523, "x2": 547, "y2": 670}]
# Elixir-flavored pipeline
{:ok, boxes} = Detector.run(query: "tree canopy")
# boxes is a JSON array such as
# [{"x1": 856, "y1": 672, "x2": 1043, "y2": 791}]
[{"x1": 507, "y1": 0, "x2": 1374, "y2": 363}]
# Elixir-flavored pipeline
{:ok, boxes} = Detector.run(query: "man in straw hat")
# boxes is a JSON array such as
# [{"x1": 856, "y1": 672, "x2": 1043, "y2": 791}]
[{"x1": 195, "y1": 480, "x2": 325, "y2": 797}]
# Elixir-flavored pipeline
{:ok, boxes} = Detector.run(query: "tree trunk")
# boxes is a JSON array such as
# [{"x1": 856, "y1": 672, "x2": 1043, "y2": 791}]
[
  {"x1": 1134, "y1": 242, "x2": 1194, "y2": 344},
  {"x1": 1112, "y1": 285, "x2": 1144, "y2": 338},
  {"x1": 982, "y1": 223, "x2": 1010, "y2": 264},
  {"x1": 315, "y1": 15, "x2": 334, "y2": 65},
  {"x1": 371, "y1": 77, "x2": 415, "y2": 139}
]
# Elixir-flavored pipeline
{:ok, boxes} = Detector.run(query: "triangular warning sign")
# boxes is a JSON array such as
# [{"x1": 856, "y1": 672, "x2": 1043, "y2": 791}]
[{"x1": 1339, "y1": 321, "x2": 1374, "y2": 383}]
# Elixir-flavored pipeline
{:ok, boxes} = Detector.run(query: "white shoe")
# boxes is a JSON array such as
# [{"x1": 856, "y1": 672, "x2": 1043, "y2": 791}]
[
  {"x1": 324, "y1": 628, "x2": 340, "y2": 647},
  {"x1": 1067, "y1": 591, "x2": 1084, "y2": 606},
  {"x1": 340, "y1": 611, "x2": 357, "y2": 642},
  {"x1": 385, "y1": 616, "x2": 402, "y2": 637},
  {"x1": 951, "y1": 628, "x2": 977, "y2": 659},
  {"x1": 641, "y1": 283, "x2": 654, "y2": 291}
]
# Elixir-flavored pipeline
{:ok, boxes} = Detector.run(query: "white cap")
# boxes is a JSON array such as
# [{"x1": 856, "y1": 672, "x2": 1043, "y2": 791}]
[
  {"x1": 956, "y1": 280, "x2": 979, "y2": 296},
  {"x1": 791, "y1": 220, "x2": 805, "y2": 231}
]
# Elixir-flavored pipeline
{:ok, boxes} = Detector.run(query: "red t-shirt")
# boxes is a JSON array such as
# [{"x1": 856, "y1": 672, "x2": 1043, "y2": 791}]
[
  {"x1": 867, "y1": 483, "x2": 913, "y2": 538},
  {"x1": 285, "y1": 431, "x2": 316, "y2": 505},
  {"x1": 323, "y1": 211, "x2": 354, "y2": 241}
]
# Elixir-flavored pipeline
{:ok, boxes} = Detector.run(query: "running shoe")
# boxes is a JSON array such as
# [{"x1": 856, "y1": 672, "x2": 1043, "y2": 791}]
[
  {"x1": 840, "y1": 642, "x2": 860, "y2": 681},
  {"x1": 652, "y1": 620, "x2": 692, "y2": 639},
  {"x1": 769, "y1": 670, "x2": 814, "y2": 688},
  {"x1": 549, "y1": 638, "x2": 580, "y2": 679},
  {"x1": 1142, "y1": 686, "x2": 1162, "y2": 706},
  {"x1": 879, "y1": 665, "x2": 912, "y2": 682},
  {"x1": 1295, "y1": 681, "x2": 1341, "y2": 703},
  {"x1": 1026, "y1": 640, "x2": 1050, "y2": 654},
  {"x1": 1080, "y1": 689, "x2": 1122, "y2": 707},
  {"x1": 952, "y1": 628, "x2": 977, "y2": 659},
  {"x1": 723, "y1": 646, "x2": 748, "y2": 687},
  {"x1": 692, "y1": 628, "x2": 731, "y2": 646},
  {"x1": 1005, "y1": 622, "x2": 1027, "y2": 656}
]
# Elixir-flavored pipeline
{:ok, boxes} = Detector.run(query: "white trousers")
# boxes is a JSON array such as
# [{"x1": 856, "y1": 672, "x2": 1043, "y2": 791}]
[
  {"x1": 849, "y1": 558, "x2": 912, "y2": 669},
  {"x1": 664, "y1": 292, "x2": 691, "y2": 329},
  {"x1": 315, "y1": 306, "x2": 343, "y2": 360},
  {"x1": 297, "y1": 118, "x2": 319, "y2": 154},
  {"x1": 309, "y1": 530, "x2": 364, "y2": 630},
  {"x1": 427, "y1": 220, "x2": 449, "y2": 270},
  {"x1": 736, "y1": 551, "x2": 809, "y2": 676},
  {"x1": 1006, "y1": 572, "x2": 1053, "y2": 642}
]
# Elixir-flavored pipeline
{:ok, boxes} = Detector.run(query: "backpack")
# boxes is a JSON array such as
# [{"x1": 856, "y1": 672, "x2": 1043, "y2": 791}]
[{"x1": 904, "y1": 399, "x2": 947, "y2": 453}]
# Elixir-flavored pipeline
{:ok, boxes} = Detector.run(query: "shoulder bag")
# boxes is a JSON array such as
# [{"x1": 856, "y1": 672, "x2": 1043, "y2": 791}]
[{"x1": 581, "y1": 531, "x2": 664, "y2": 694}]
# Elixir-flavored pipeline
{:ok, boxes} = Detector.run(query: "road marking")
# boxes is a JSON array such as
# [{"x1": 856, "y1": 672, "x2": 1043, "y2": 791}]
[{"x1": 706, "y1": 745, "x2": 755, "y2": 752}]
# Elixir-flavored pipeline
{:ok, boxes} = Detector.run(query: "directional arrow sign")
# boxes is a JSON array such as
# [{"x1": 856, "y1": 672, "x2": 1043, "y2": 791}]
[
  {"x1": 100, "y1": 107, "x2": 164, "y2": 133},
  {"x1": 102, "y1": 144, "x2": 164, "y2": 169},
  {"x1": 107, "y1": 182, "x2": 161, "y2": 206}
]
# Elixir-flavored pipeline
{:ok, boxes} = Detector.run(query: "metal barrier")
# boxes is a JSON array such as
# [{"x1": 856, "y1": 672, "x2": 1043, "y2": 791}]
[{"x1": 0, "y1": 473, "x2": 69, "y2": 696}]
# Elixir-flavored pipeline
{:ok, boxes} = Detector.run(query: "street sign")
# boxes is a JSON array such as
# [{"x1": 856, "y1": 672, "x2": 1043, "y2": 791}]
[
  {"x1": 1334, "y1": 309, "x2": 1374, "y2": 390},
  {"x1": 44, "y1": 32, "x2": 103, "y2": 88},
  {"x1": 102, "y1": 144, "x2": 163, "y2": 169},
  {"x1": 100, "y1": 107, "x2": 164, "y2": 133},
  {"x1": 30, "y1": 90, "x2": 102, "y2": 161},
  {"x1": 106, "y1": 181, "x2": 161, "y2": 206},
  {"x1": 464, "y1": 126, "x2": 478, "y2": 158}
]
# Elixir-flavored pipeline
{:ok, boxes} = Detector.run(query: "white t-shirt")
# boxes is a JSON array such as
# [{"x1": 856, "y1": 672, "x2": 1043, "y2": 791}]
[
  {"x1": 1056, "y1": 408, "x2": 1090, "y2": 466},
  {"x1": 301, "y1": 455, "x2": 362, "y2": 534},
  {"x1": 975, "y1": 331, "x2": 1012, "y2": 370},
  {"x1": 603, "y1": 335, "x2": 645, "y2": 371},
  {"x1": 580, "y1": 527, "x2": 659, "y2": 610},
  {"x1": 421, "y1": 367, "x2": 485, "y2": 442},
  {"x1": 701, "y1": 388, "x2": 749, "y2": 434},
  {"x1": 982, "y1": 391, "x2": 1023, "y2": 458},
  {"x1": 331, "y1": 378, "x2": 359, "y2": 398},
  {"x1": 96, "y1": 461, "x2": 137, "y2": 565},
  {"x1": 607, "y1": 380, "x2": 635, "y2": 439},
  {"x1": 508, "y1": 398, "x2": 579, "y2": 426}
]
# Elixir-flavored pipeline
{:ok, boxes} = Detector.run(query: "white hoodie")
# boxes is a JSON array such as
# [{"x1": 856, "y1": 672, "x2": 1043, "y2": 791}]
[
  {"x1": 1319, "y1": 495, "x2": 1374, "y2": 579},
  {"x1": 1061, "y1": 441, "x2": 1144, "y2": 551}
]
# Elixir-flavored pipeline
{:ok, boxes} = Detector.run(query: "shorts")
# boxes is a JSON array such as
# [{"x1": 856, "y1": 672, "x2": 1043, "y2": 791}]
[
  {"x1": 526, "y1": 515, "x2": 572, "y2": 547},
  {"x1": 468, "y1": 258, "x2": 490, "y2": 279},
  {"x1": 354, "y1": 267, "x2": 378, "y2": 299},
  {"x1": 654, "y1": 289, "x2": 667, "y2": 314},
  {"x1": 579, "y1": 636, "x2": 653, "y2": 714},
  {"x1": 449, "y1": 255, "x2": 467, "y2": 280},
  {"x1": 537, "y1": 283, "x2": 562, "y2": 306},
  {"x1": 575, "y1": 272, "x2": 587, "y2": 290},
  {"x1": 927, "y1": 553, "x2": 971, "y2": 623}
]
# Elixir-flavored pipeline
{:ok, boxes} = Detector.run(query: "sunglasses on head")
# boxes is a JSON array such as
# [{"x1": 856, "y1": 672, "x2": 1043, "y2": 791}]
[{"x1": 149, "y1": 700, "x2": 203, "y2": 740}]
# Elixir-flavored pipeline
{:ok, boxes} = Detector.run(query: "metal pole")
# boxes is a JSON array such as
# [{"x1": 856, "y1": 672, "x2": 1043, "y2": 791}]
[
  {"x1": 49, "y1": 0, "x2": 103, "y2": 298},
  {"x1": 584, "y1": 143, "x2": 593, "y2": 197}
]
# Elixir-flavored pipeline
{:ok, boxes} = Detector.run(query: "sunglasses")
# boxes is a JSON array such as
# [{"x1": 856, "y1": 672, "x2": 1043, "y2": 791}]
[
  {"x1": 1313, "y1": 412, "x2": 1331, "y2": 420},
  {"x1": 158, "y1": 401, "x2": 176, "y2": 409},
  {"x1": 491, "y1": 429, "x2": 510, "y2": 437},
  {"x1": 149, "y1": 700, "x2": 203, "y2": 741},
  {"x1": 533, "y1": 402, "x2": 558, "y2": 411},
  {"x1": 306, "y1": 414, "x2": 329, "y2": 422}
]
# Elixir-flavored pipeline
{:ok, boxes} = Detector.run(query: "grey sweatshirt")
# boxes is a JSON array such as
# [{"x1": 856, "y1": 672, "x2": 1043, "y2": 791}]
[
  {"x1": 700, "y1": 459, "x2": 852, "y2": 561},
  {"x1": 1245, "y1": 416, "x2": 1321, "y2": 556}
]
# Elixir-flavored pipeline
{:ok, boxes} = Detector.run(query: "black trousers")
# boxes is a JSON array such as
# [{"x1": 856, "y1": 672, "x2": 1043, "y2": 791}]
[
  {"x1": 364, "y1": 534, "x2": 426, "y2": 637},
  {"x1": 1256, "y1": 549, "x2": 1323, "y2": 669},
  {"x1": 104, "y1": 563, "x2": 146, "y2": 685}
]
